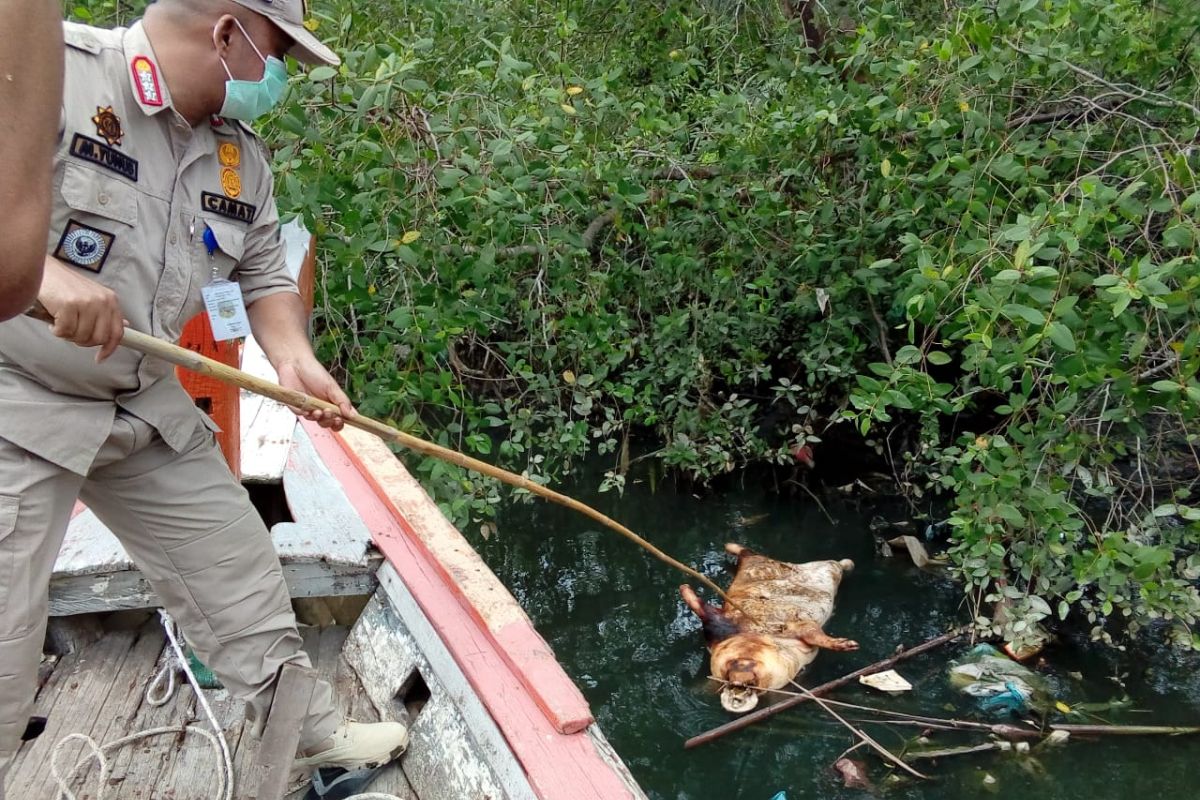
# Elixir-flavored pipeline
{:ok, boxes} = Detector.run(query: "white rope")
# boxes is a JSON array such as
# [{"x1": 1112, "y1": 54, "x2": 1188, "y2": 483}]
[
  {"x1": 144, "y1": 650, "x2": 177, "y2": 707},
  {"x1": 50, "y1": 611, "x2": 233, "y2": 800},
  {"x1": 48, "y1": 610, "x2": 404, "y2": 800}
]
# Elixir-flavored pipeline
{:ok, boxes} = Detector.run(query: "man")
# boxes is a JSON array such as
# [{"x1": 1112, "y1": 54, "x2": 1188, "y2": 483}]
[
  {"x1": 0, "y1": 0, "x2": 62, "y2": 320},
  {"x1": 0, "y1": 0, "x2": 408, "y2": 792}
]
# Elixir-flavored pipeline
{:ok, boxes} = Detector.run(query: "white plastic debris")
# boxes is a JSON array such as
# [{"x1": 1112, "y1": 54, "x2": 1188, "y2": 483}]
[{"x1": 858, "y1": 669, "x2": 913, "y2": 693}]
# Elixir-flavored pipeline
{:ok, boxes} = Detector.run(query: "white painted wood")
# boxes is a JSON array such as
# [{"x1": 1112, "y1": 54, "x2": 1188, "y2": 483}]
[
  {"x1": 238, "y1": 218, "x2": 309, "y2": 483},
  {"x1": 345, "y1": 564, "x2": 539, "y2": 800},
  {"x1": 238, "y1": 335, "x2": 297, "y2": 484},
  {"x1": 54, "y1": 508, "x2": 130, "y2": 577},
  {"x1": 52, "y1": 411, "x2": 378, "y2": 615},
  {"x1": 272, "y1": 424, "x2": 374, "y2": 566}
]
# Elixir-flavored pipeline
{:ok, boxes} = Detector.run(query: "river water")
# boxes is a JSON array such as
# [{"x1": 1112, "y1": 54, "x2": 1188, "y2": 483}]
[{"x1": 478, "y1": 469, "x2": 1200, "y2": 800}]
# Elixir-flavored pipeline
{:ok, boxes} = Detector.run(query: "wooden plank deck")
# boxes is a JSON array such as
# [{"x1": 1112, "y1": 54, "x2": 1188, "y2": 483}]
[{"x1": 7, "y1": 621, "x2": 415, "y2": 800}]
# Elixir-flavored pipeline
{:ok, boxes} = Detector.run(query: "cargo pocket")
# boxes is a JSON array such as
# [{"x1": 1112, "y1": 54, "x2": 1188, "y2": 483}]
[
  {"x1": 54, "y1": 162, "x2": 138, "y2": 276},
  {"x1": 0, "y1": 494, "x2": 18, "y2": 615}
]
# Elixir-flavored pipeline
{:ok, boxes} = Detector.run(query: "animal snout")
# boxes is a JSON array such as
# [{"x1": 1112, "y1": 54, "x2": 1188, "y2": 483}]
[{"x1": 725, "y1": 658, "x2": 760, "y2": 688}]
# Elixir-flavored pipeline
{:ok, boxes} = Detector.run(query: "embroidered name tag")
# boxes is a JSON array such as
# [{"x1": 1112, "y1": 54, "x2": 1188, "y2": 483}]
[
  {"x1": 54, "y1": 220, "x2": 115, "y2": 272},
  {"x1": 201, "y1": 191, "x2": 257, "y2": 223},
  {"x1": 69, "y1": 134, "x2": 139, "y2": 182}
]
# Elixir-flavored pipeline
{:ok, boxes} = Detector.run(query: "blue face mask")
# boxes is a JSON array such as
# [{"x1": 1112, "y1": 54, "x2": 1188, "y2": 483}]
[{"x1": 217, "y1": 19, "x2": 288, "y2": 121}]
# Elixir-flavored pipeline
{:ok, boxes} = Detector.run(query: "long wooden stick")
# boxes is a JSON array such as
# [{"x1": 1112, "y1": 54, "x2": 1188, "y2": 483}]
[
  {"x1": 684, "y1": 626, "x2": 970, "y2": 749},
  {"x1": 29, "y1": 309, "x2": 734, "y2": 606},
  {"x1": 787, "y1": 679, "x2": 929, "y2": 780}
]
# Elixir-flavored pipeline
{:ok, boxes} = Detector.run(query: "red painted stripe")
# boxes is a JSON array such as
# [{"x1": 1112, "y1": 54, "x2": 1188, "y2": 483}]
[
  {"x1": 302, "y1": 423, "x2": 636, "y2": 799},
  {"x1": 316, "y1": 425, "x2": 593, "y2": 734}
]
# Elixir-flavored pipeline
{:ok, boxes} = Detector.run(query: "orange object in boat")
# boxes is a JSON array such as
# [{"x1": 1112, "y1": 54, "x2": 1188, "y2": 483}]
[{"x1": 177, "y1": 314, "x2": 241, "y2": 478}]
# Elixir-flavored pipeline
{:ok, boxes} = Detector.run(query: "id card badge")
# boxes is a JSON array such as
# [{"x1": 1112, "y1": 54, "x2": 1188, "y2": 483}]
[
  {"x1": 201, "y1": 278, "x2": 250, "y2": 340},
  {"x1": 199, "y1": 223, "x2": 250, "y2": 341}
]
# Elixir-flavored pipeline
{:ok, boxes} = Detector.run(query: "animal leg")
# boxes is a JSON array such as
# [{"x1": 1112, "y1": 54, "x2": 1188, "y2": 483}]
[{"x1": 794, "y1": 621, "x2": 859, "y2": 651}]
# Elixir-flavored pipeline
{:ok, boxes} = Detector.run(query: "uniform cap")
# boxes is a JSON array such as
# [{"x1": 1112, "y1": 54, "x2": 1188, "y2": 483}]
[{"x1": 229, "y1": 0, "x2": 340, "y2": 67}]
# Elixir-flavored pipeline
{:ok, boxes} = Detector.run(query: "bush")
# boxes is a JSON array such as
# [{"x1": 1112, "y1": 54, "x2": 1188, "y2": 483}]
[{"x1": 68, "y1": 0, "x2": 1200, "y2": 647}]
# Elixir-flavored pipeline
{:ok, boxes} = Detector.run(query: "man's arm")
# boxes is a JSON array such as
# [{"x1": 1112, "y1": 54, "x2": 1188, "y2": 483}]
[
  {"x1": 247, "y1": 291, "x2": 356, "y2": 430},
  {"x1": 0, "y1": 0, "x2": 63, "y2": 320}
]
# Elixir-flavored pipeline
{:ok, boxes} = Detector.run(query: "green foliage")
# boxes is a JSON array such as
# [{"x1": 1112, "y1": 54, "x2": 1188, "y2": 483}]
[{"x1": 67, "y1": 0, "x2": 1200, "y2": 648}]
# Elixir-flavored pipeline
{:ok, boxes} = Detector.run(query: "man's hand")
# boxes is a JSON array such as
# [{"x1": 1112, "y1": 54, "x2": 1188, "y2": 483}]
[
  {"x1": 276, "y1": 356, "x2": 357, "y2": 431},
  {"x1": 38, "y1": 256, "x2": 127, "y2": 361}
]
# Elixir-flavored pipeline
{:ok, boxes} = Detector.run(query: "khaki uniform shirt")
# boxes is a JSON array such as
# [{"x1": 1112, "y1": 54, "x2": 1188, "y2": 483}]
[{"x1": 0, "y1": 21, "x2": 298, "y2": 475}]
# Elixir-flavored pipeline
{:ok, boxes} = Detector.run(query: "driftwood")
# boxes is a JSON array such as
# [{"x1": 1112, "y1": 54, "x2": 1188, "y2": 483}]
[
  {"x1": 788, "y1": 679, "x2": 929, "y2": 780},
  {"x1": 904, "y1": 742, "x2": 1003, "y2": 762},
  {"x1": 684, "y1": 626, "x2": 970, "y2": 749}
]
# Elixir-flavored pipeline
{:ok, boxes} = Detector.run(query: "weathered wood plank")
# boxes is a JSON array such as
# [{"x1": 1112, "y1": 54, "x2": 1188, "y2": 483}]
[
  {"x1": 7, "y1": 630, "x2": 141, "y2": 796},
  {"x1": 240, "y1": 218, "x2": 309, "y2": 485},
  {"x1": 252, "y1": 664, "x2": 318, "y2": 800},
  {"x1": 345, "y1": 582, "x2": 522, "y2": 800},
  {"x1": 92, "y1": 628, "x2": 189, "y2": 796},
  {"x1": 273, "y1": 425, "x2": 375, "y2": 567},
  {"x1": 239, "y1": 336, "x2": 296, "y2": 485},
  {"x1": 49, "y1": 555, "x2": 380, "y2": 616}
]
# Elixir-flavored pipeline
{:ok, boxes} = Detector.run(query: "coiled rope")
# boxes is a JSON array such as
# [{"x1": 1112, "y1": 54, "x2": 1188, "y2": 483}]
[{"x1": 49, "y1": 610, "x2": 402, "y2": 800}]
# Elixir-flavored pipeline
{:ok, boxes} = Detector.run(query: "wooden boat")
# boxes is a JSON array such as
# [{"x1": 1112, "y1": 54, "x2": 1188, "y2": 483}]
[{"x1": 7, "y1": 224, "x2": 647, "y2": 800}]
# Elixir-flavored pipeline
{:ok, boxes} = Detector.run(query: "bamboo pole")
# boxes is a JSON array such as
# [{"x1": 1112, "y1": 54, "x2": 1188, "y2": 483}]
[
  {"x1": 28, "y1": 308, "x2": 735, "y2": 606},
  {"x1": 684, "y1": 626, "x2": 971, "y2": 748}
]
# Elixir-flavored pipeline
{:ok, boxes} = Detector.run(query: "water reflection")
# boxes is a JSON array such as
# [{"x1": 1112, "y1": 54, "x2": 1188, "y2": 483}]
[{"x1": 479, "y1": 469, "x2": 1200, "y2": 799}]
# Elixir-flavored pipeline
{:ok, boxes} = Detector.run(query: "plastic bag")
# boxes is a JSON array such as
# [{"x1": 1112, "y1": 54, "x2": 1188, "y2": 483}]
[{"x1": 948, "y1": 644, "x2": 1049, "y2": 714}]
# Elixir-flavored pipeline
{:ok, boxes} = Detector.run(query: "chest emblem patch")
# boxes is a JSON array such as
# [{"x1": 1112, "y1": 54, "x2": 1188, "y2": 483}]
[
  {"x1": 54, "y1": 220, "x2": 116, "y2": 273},
  {"x1": 202, "y1": 192, "x2": 257, "y2": 223},
  {"x1": 131, "y1": 56, "x2": 163, "y2": 107},
  {"x1": 218, "y1": 142, "x2": 240, "y2": 167},
  {"x1": 69, "y1": 134, "x2": 139, "y2": 182},
  {"x1": 220, "y1": 167, "x2": 242, "y2": 198},
  {"x1": 91, "y1": 106, "x2": 123, "y2": 147}
]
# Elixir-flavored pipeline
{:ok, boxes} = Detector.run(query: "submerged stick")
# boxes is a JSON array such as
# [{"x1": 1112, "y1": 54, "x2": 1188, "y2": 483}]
[
  {"x1": 685, "y1": 626, "x2": 970, "y2": 749},
  {"x1": 25, "y1": 307, "x2": 735, "y2": 606},
  {"x1": 788, "y1": 679, "x2": 929, "y2": 780},
  {"x1": 903, "y1": 742, "x2": 1003, "y2": 762}
]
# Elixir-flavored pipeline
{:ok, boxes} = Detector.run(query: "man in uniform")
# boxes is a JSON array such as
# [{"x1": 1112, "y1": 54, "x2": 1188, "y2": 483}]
[
  {"x1": 0, "y1": 0, "x2": 408, "y2": 792},
  {"x1": 0, "y1": 0, "x2": 62, "y2": 320}
]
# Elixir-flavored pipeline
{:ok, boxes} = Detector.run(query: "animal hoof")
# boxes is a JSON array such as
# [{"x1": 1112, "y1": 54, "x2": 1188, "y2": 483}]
[{"x1": 831, "y1": 638, "x2": 859, "y2": 652}]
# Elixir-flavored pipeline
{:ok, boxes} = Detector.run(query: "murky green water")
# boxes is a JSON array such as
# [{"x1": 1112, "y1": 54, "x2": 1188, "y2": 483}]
[{"x1": 478, "y1": 469, "x2": 1200, "y2": 800}]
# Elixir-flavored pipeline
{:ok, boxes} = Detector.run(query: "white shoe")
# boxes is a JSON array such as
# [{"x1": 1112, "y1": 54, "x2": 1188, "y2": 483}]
[{"x1": 295, "y1": 721, "x2": 409, "y2": 770}]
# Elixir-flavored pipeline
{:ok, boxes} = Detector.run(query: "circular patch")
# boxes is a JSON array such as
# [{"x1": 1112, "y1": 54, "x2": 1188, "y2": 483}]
[
  {"x1": 62, "y1": 228, "x2": 107, "y2": 266},
  {"x1": 220, "y1": 167, "x2": 242, "y2": 199},
  {"x1": 218, "y1": 142, "x2": 240, "y2": 167}
]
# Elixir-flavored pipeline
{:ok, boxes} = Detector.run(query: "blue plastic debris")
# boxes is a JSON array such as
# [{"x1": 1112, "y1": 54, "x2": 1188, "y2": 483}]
[
  {"x1": 769, "y1": 793, "x2": 788, "y2": 800},
  {"x1": 978, "y1": 680, "x2": 1031, "y2": 715},
  {"x1": 949, "y1": 644, "x2": 1049, "y2": 714}
]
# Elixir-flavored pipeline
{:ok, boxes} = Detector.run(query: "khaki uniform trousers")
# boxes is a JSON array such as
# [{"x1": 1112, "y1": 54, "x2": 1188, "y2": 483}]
[{"x1": 0, "y1": 413, "x2": 339, "y2": 785}]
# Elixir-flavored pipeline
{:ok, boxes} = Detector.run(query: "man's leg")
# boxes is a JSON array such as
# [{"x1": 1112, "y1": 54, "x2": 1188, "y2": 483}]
[
  {"x1": 79, "y1": 416, "x2": 339, "y2": 750},
  {"x1": 0, "y1": 438, "x2": 84, "y2": 790}
]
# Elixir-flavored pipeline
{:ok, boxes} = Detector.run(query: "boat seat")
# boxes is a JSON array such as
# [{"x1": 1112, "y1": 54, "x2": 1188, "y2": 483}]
[{"x1": 49, "y1": 422, "x2": 381, "y2": 616}]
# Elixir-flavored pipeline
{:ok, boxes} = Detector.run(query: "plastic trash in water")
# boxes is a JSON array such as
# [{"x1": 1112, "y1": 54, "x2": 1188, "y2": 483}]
[
  {"x1": 977, "y1": 680, "x2": 1031, "y2": 714},
  {"x1": 769, "y1": 793, "x2": 788, "y2": 800},
  {"x1": 948, "y1": 644, "x2": 1048, "y2": 714}
]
